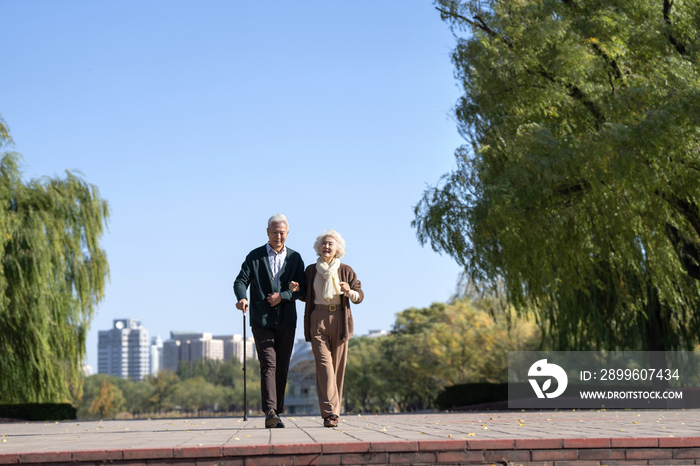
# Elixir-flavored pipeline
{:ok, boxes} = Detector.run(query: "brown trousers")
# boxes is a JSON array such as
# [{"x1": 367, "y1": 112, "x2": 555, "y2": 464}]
[{"x1": 310, "y1": 307, "x2": 348, "y2": 418}]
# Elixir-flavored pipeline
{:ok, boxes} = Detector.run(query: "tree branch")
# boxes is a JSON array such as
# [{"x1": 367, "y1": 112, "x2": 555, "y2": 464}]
[
  {"x1": 437, "y1": 4, "x2": 605, "y2": 127},
  {"x1": 531, "y1": 67, "x2": 606, "y2": 128},
  {"x1": 661, "y1": 192, "x2": 700, "y2": 239},
  {"x1": 665, "y1": 223, "x2": 700, "y2": 280},
  {"x1": 591, "y1": 42, "x2": 624, "y2": 88},
  {"x1": 663, "y1": 0, "x2": 687, "y2": 56},
  {"x1": 435, "y1": 7, "x2": 513, "y2": 48},
  {"x1": 557, "y1": 180, "x2": 590, "y2": 196}
]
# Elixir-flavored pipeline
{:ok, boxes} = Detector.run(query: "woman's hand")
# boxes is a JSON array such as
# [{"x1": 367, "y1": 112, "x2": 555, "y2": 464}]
[
  {"x1": 289, "y1": 281, "x2": 300, "y2": 292},
  {"x1": 339, "y1": 282, "x2": 351, "y2": 294}
]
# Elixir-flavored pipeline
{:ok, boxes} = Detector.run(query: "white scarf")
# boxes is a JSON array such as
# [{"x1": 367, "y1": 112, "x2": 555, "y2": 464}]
[{"x1": 316, "y1": 257, "x2": 341, "y2": 300}]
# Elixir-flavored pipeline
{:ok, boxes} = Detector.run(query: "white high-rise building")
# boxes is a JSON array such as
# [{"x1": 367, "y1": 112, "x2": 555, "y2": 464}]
[
  {"x1": 149, "y1": 336, "x2": 163, "y2": 376},
  {"x1": 98, "y1": 319, "x2": 150, "y2": 381},
  {"x1": 214, "y1": 334, "x2": 256, "y2": 363}
]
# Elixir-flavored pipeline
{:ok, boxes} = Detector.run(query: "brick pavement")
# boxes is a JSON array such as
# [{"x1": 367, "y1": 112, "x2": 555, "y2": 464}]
[{"x1": 1, "y1": 410, "x2": 699, "y2": 465}]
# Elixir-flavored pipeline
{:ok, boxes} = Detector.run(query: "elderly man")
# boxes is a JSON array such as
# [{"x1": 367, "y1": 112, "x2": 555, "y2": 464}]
[{"x1": 233, "y1": 214, "x2": 306, "y2": 428}]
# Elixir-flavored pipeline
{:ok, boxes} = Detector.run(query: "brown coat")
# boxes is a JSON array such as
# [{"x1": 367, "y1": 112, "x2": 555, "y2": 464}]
[{"x1": 301, "y1": 262, "x2": 363, "y2": 343}]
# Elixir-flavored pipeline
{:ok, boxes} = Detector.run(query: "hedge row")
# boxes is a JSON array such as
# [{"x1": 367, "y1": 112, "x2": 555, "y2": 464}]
[{"x1": 0, "y1": 403, "x2": 76, "y2": 421}]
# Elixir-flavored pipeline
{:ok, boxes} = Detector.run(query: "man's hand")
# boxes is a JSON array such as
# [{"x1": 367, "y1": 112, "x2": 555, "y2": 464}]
[
  {"x1": 236, "y1": 298, "x2": 249, "y2": 314},
  {"x1": 288, "y1": 281, "x2": 300, "y2": 292},
  {"x1": 267, "y1": 292, "x2": 282, "y2": 306},
  {"x1": 339, "y1": 282, "x2": 351, "y2": 294}
]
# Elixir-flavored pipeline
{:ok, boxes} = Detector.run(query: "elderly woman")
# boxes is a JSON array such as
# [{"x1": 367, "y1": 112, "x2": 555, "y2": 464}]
[{"x1": 291, "y1": 229, "x2": 363, "y2": 427}]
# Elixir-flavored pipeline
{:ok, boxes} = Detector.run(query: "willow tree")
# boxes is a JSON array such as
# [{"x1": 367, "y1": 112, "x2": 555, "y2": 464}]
[
  {"x1": 0, "y1": 116, "x2": 109, "y2": 403},
  {"x1": 414, "y1": 0, "x2": 700, "y2": 350}
]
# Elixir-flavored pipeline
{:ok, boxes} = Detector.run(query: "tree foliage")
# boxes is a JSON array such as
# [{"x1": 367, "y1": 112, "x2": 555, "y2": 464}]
[
  {"x1": 177, "y1": 357, "x2": 262, "y2": 413},
  {"x1": 76, "y1": 358, "x2": 262, "y2": 419},
  {"x1": 414, "y1": 0, "x2": 700, "y2": 351},
  {"x1": 344, "y1": 337, "x2": 393, "y2": 413},
  {"x1": 344, "y1": 299, "x2": 540, "y2": 412},
  {"x1": 0, "y1": 116, "x2": 109, "y2": 403},
  {"x1": 148, "y1": 370, "x2": 181, "y2": 414},
  {"x1": 79, "y1": 375, "x2": 125, "y2": 419}
]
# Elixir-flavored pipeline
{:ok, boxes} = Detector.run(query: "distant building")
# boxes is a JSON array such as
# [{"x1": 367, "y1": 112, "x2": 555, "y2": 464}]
[
  {"x1": 213, "y1": 334, "x2": 256, "y2": 364},
  {"x1": 285, "y1": 339, "x2": 319, "y2": 415},
  {"x1": 98, "y1": 319, "x2": 150, "y2": 381},
  {"x1": 162, "y1": 332, "x2": 227, "y2": 372},
  {"x1": 150, "y1": 336, "x2": 163, "y2": 376}
]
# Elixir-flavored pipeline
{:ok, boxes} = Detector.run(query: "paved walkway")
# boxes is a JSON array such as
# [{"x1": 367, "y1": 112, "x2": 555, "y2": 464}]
[{"x1": 1, "y1": 410, "x2": 700, "y2": 464}]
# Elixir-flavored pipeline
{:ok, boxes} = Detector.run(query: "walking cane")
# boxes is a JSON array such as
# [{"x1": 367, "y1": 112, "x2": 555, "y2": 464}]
[{"x1": 242, "y1": 310, "x2": 248, "y2": 421}]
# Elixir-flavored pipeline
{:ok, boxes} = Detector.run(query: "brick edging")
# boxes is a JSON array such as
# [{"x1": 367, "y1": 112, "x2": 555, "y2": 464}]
[{"x1": 1, "y1": 436, "x2": 700, "y2": 464}]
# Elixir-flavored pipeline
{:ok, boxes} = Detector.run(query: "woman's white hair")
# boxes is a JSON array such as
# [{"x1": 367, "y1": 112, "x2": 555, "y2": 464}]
[
  {"x1": 313, "y1": 229, "x2": 346, "y2": 259},
  {"x1": 267, "y1": 214, "x2": 289, "y2": 229}
]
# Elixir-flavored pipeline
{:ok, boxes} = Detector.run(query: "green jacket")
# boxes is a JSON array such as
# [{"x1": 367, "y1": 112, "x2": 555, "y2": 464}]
[{"x1": 233, "y1": 244, "x2": 306, "y2": 329}]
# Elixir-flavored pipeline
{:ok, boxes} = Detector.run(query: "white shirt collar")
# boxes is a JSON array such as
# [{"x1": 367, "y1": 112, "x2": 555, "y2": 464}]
[{"x1": 266, "y1": 243, "x2": 286, "y2": 256}]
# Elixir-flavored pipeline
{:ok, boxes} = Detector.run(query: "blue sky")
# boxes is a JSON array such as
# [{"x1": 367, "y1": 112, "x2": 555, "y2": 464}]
[{"x1": 1, "y1": 1, "x2": 465, "y2": 371}]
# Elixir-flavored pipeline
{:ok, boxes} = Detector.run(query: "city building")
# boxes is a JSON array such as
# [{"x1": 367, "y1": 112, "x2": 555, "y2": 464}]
[
  {"x1": 213, "y1": 334, "x2": 256, "y2": 364},
  {"x1": 285, "y1": 339, "x2": 319, "y2": 415},
  {"x1": 149, "y1": 336, "x2": 163, "y2": 376},
  {"x1": 97, "y1": 319, "x2": 150, "y2": 381},
  {"x1": 162, "y1": 332, "x2": 226, "y2": 372},
  {"x1": 367, "y1": 329, "x2": 389, "y2": 338}
]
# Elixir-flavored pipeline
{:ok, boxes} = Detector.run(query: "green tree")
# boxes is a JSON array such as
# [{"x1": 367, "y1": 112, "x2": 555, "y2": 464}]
[
  {"x1": 178, "y1": 357, "x2": 261, "y2": 413},
  {"x1": 0, "y1": 116, "x2": 109, "y2": 403},
  {"x1": 379, "y1": 300, "x2": 539, "y2": 410},
  {"x1": 382, "y1": 305, "x2": 450, "y2": 411},
  {"x1": 78, "y1": 374, "x2": 125, "y2": 419},
  {"x1": 172, "y1": 376, "x2": 220, "y2": 415},
  {"x1": 344, "y1": 337, "x2": 393, "y2": 413},
  {"x1": 121, "y1": 379, "x2": 155, "y2": 416},
  {"x1": 344, "y1": 300, "x2": 539, "y2": 412},
  {"x1": 148, "y1": 370, "x2": 180, "y2": 413},
  {"x1": 414, "y1": 0, "x2": 700, "y2": 351}
]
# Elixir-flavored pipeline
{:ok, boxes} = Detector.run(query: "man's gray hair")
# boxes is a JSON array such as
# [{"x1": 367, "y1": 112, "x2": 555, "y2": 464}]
[
  {"x1": 313, "y1": 229, "x2": 346, "y2": 260},
  {"x1": 268, "y1": 214, "x2": 289, "y2": 229}
]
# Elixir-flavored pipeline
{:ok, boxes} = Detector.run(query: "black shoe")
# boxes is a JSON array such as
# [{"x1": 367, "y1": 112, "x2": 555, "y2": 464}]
[
  {"x1": 275, "y1": 420, "x2": 285, "y2": 428},
  {"x1": 265, "y1": 408, "x2": 281, "y2": 428},
  {"x1": 323, "y1": 414, "x2": 339, "y2": 428}
]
